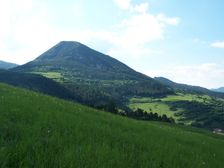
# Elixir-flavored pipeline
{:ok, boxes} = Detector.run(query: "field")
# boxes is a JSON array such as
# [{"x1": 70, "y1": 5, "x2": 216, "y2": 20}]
[
  {"x1": 128, "y1": 93, "x2": 224, "y2": 127},
  {"x1": 37, "y1": 72, "x2": 63, "y2": 82},
  {"x1": 128, "y1": 94, "x2": 199, "y2": 119},
  {"x1": 1, "y1": 83, "x2": 224, "y2": 167},
  {"x1": 129, "y1": 97, "x2": 180, "y2": 118}
]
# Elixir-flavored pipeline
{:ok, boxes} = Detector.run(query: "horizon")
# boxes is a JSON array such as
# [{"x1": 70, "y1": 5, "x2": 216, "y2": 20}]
[{"x1": 0, "y1": 0, "x2": 224, "y2": 88}]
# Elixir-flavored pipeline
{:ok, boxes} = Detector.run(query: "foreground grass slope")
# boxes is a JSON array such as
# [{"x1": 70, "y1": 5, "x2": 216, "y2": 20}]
[{"x1": 1, "y1": 83, "x2": 224, "y2": 168}]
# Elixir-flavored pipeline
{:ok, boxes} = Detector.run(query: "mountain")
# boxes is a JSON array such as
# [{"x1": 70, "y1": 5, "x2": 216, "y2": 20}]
[
  {"x1": 154, "y1": 77, "x2": 224, "y2": 98},
  {"x1": 0, "y1": 60, "x2": 18, "y2": 69},
  {"x1": 0, "y1": 69, "x2": 75, "y2": 101},
  {"x1": 212, "y1": 87, "x2": 224, "y2": 93},
  {"x1": 1, "y1": 82, "x2": 224, "y2": 167},
  {"x1": 13, "y1": 41, "x2": 172, "y2": 105},
  {"x1": 14, "y1": 41, "x2": 151, "y2": 80}
]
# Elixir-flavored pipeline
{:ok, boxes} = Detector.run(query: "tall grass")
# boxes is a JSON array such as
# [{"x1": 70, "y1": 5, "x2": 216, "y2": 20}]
[{"x1": 1, "y1": 83, "x2": 224, "y2": 168}]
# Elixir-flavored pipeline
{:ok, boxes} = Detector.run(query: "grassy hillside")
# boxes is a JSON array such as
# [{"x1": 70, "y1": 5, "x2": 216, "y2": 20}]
[
  {"x1": 1, "y1": 83, "x2": 224, "y2": 168},
  {"x1": 128, "y1": 93, "x2": 224, "y2": 129}
]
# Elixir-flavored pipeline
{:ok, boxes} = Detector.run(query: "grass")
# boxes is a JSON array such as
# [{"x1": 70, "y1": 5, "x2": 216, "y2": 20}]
[
  {"x1": 35, "y1": 72, "x2": 63, "y2": 82},
  {"x1": 128, "y1": 94, "x2": 219, "y2": 121},
  {"x1": 1, "y1": 83, "x2": 224, "y2": 167},
  {"x1": 128, "y1": 95, "x2": 187, "y2": 119},
  {"x1": 162, "y1": 93, "x2": 211, "y2": 103},
  {"x1": 129, "y1": 102, "x2": 179, "y2": 118}
]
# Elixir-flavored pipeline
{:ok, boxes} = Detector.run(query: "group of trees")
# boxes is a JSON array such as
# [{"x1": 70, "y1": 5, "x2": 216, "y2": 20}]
[
  {"x1": 64, "y1": 79, "x2": 171, "y2": 107},
  {"x1": 169, "y1": 100, "x2": 224, "y2": 130},
  {"x1": 95, "y1": 101, "x2": 118, "y2": 113},
  {"x1": 96, "y1": 102, "x2": 175, "y2": 124},
  {"x1": 125, "y1": 108, "x2": 175, "y2": 123}
]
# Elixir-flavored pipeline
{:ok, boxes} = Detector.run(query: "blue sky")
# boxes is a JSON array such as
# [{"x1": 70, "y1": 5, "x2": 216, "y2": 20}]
[{"x1": 0, "y1": 0, "x2": 224, "y2": 88}]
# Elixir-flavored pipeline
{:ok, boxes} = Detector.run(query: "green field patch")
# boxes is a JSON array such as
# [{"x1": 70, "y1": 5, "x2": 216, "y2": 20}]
[
  {"x1": 129, "y1": 101, "x2": 181, "y2": 119},
  {"x1": 35, "y1": 72, "x2": 63, "y2": 82},
  {"x1": 128, "y1": 93, "x2": 224, "y2": 128},
  {"x1": 161, "y1": 93, "x2": 211, "y2": 103}
]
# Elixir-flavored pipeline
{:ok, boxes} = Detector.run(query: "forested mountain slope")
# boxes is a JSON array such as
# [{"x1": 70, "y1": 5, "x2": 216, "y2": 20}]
[{"x1": 13, "y1": 41, "x2": 172, "y2": 105}]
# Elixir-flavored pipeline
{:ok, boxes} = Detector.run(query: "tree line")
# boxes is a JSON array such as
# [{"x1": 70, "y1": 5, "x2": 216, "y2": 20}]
[{"x1": 96, "y1": 101, "x2": 175, "y2": 124}]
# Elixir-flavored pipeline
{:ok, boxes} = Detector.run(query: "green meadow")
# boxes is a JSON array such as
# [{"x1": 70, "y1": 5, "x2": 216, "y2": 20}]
[
  {"x1": 128, "y1": 93, "x2": 224, "y2": 125},
  {"x1": 1, "y1": 83, "x2": 224, "y2": 168},
  {"x1": 37, "y1": 72, "x2": 63, "y2": 82}
]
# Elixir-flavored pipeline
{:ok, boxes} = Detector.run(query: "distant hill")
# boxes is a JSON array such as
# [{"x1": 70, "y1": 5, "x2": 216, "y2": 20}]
[
  {"x1": 154, "y1": 77, "x2": 224, "y2": 98},
  {"x1": 0, "y1": 60, "x2": 18, "y2": 69},
  {"x1": 1, "y1": 83, "x2": 224, "y2": 167},
  {"x1": 13, "y1": 41, "x2": 172, "y2": 105},
  {"x1": 0, "y1": 69, "x2": 75, "y2": 101},
  {"x1": 212, "y1": 87, "x2": 224, "y2": 93}
]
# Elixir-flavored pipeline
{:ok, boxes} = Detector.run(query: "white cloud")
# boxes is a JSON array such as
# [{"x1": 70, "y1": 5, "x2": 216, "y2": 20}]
[
  {"x1": 113, "y1": 0, "x2": 149, "y2": 14},
  {"x1": 113, "y1": 0, "x2": 131, "y2": 10},
  {"x1": 0, "y1": 0, "x2": 87, "y2": 64},
  {"x1": 146, "y1": 63, "x2": 224, "y2": 88},
  {"x1": 133, "y1": 2, "x2": 149, "y2": 13},
  {"x1": 211, "y1": 41, "x2": 224, "y2": 48},
  {"x1": 0, "y1": 0, "x2": 180, "y2": 65},
  {"x1": 157, "y1": 13, "x2": 180, "y2": 25},
  {"x1": 107, "y1": 1, "x2": 180, "y2": 61},
  {"x1": 0, "y1": 0, "x2": 55, "y2": 64}
]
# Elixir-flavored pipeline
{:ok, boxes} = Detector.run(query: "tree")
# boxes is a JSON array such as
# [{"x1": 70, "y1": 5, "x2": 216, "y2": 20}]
[
  {"x1": 161, "y1": 114, "x2": 169, "y2": 122},
  {"x1": 105, "y1": 100, "x2": 118, "y2": 113}
]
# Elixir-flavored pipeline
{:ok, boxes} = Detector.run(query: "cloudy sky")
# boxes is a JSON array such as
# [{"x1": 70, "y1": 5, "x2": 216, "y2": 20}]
[{"x1": 0, "y1": 0, "x2": 224, "y2": 88}]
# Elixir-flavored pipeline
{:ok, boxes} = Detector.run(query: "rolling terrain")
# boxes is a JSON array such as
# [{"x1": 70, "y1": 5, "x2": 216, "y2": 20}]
[
  {"x1": 212, "y1": 87, "x2": 224, "y2": 93},
  {"x1": 128, "y1": 93, "x2": 224, "y2": 130},
  {"x1": 0, "y1": 69, "x2": 75, "y2": 101},
  {"x1": 0, "y1": 60, "x2": 18, "y2": 69},
  {"x1": 9, "y1": 41, "x2": 224, "y2": 131},
  {"x1": 155, "y1": 77, "x2": 224, "y2": 98},
  {"x1": 1, "y1": 83, "x2": 224, "y2": 168}
]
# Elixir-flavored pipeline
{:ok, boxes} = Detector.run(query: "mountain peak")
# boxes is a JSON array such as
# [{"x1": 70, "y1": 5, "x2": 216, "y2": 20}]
[
  {"x1": 57, "y1": 41, "x2": 82, "y2": 47},
  {"x1": 12, "y1": 41, "x2": 172, "y2": 104},
  {"x1": 34, "y1": 41, "x2": 90, "y2": 61},
  {"x1": 13, "y1": 41, "x2": 157, "y2": 82}
]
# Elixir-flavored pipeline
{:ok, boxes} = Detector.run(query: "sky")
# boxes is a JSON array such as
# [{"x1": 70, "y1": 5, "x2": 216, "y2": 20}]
[{"x1": 0, "y1": 0, "x2": 224, "y2": 88}]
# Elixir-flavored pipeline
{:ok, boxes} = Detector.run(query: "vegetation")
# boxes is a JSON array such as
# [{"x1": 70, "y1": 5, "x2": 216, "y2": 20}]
[
  {"x1": 96, "y1": 103, "x2": 174, "y2": 123},
  {"x1": 35, "y1": 72, "x2": 63, "y2": 82},
  {"x1": 125, "y1": 108, "x2": 175, "y2": 123},
  {"x1": 0, "y1": 69, "x2": 75, "y2": 101},
  {"x1": 1, "y1": 83, "x2": 224, "y2": 168},
  {"x1": 128, "y1": 94, "x2": 224, "y2": 130},
  {"x1": 7, "y1": 41, "x2": 224, "y2": 131}
]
